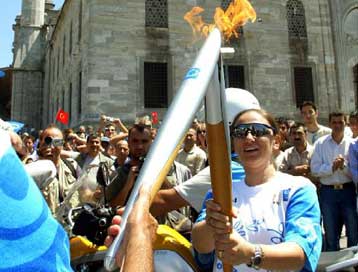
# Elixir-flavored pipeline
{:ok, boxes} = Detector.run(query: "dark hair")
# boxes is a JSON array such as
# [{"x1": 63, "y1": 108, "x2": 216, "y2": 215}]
[
  {"x1": 300, "y1": 101, "x2": 317, "y2": 112},
  {"x1": 128, "y1": 124, "x2": 152, "y2": 139},
  {"x1": 289, "y1": 122, "x2": 307, "y2": 134},
  {"x1": 105, "y1": 123, "x2": 115, "y2": 129},
  {"x1": 231, "y1": 109, "x2": 278, "y2": 135},
  {"x1": 87, "y1": 133, "x2": 101, "y2": 143},
  {"x1": 328, "y1": 111, "x2": 345, "y2": 122},
  {"x1": 275, "y1": 117, "x2": 289, "y2": 128}
]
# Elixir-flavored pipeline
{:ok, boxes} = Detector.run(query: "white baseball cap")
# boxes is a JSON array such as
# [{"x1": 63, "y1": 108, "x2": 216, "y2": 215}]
[
  {"x1": 196, "y1": 88, "x2": 260, "y2": 125},
  {"x1": 225, "y1": 88, "x2": 261, "y2": 126}
]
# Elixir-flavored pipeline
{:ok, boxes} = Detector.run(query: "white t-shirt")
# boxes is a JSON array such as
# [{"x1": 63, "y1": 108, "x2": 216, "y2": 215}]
[{"x1": 197, "y1": 172, "x2": 322, "y2": 272}]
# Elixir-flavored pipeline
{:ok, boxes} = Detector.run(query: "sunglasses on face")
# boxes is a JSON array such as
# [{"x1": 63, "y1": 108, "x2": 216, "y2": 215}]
[
  {"x1": 231, "y1": 123, "x2": 276, "y2": 139},
  {"x1": 44, "y1": 136, "x2": 64, "y2": 147}
]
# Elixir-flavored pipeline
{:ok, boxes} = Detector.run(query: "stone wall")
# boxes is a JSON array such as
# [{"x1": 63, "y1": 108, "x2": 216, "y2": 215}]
[
  {"x1": 329, "y1": 0, "x2": 358, "y2": 113},
  {"x1": 36, "y1": 0, "x2": 344, "y2": 127}
]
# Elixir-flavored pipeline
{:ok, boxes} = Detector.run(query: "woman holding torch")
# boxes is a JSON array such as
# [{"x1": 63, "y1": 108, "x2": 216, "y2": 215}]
[{"x1": 192, "y1": 109, "x2": 321, "y2": 272}]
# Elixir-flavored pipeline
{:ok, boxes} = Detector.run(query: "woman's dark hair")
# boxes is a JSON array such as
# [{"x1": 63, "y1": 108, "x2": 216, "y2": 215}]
[{"x1": 231, "y1": 109, "x2": 278, "y2": 135}]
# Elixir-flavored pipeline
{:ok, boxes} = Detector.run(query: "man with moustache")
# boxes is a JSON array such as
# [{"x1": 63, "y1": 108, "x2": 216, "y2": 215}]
[
  {"x1": 279, "y1": 123, "x2": 315, "y2": 183},
  {"x1": 38, "y1": 125, "x2": 80, "y2": 214},
  {"x1": 311, "y1": 112, "x2": 358, "y2": 251}
]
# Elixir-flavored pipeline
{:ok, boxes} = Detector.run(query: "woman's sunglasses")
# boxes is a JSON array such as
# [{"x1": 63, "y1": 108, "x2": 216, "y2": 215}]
[{"x1": 231, "y1": 123, "x2": 276, "y2": 139}]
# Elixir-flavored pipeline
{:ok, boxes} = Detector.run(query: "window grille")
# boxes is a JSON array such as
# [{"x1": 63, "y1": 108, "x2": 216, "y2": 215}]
[
  {"x1": 221, "y1": 0, "x2": 232, "y2": 10},
  {"x1": 145, "y1": 0, "x2": 168, "y2": 28},
  {"x1": 286, "y1": 0, "x2": 307, "y2": 39},
  {"x1": 144, "y1": 62, "x2": 168, "y2": 108},
  {"x1": 294, "y1": 67, "x2": 314, "y2": 107},
  {"x1": 224, "y1": 65, "x2": 245, "y2": 89}
]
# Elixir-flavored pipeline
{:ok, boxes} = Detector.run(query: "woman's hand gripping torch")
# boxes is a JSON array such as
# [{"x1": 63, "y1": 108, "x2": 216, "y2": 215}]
[{"x1": 104, "y1": 28, "x2": 222, "y2": 271}]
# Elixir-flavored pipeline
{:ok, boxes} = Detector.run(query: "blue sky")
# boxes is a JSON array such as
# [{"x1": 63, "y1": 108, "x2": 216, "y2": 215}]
[{"x1": 0, "y1": 0, "x2": 64, "y2": 68}]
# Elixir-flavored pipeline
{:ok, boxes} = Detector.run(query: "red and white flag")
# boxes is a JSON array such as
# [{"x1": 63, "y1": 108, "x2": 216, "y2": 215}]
[
  {"x1": 56, "y1": 108, "x2": 69, "y2": 125},
  {"x1": 151, "y1": 111, "x2": 159, "y2": 125}
]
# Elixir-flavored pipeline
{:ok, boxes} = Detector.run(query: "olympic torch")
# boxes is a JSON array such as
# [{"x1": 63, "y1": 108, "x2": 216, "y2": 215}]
[
  {"x1": 104, "y1": 28, "x2": 222, "y2": 271},
  {"x1": 206, "y1": 58, "x2": 233, "y2": 272}
]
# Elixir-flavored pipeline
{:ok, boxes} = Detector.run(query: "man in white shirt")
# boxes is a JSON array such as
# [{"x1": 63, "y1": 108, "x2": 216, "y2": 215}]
[
  {"x1": 311, "y1": 112, "x2": 358, "y2": 251},
  {"x1": 300, "y1": 101, "x2": 331, "y2": 145},
  {"x1": 176, "y1": 128, "x2": 207, "y2": 176}
]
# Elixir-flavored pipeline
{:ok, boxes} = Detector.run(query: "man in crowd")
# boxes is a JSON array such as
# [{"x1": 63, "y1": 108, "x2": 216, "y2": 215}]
[
  {"x1": 37, "y1": 125, "x2": 80, "y2": 214},
  {"x1": 176, "y1": 128, "x2": 207, "y2": 176},
  {"x1": 300, "y1": 101, "x2": 331, "y2": 145},
  {"x1": 279, "y1": 123, "x2": 315, "y2": 183},
  {"x1": 106, "y1": 124, "x2": 152, "y2": 206},
  {"x1": 77, "y1": 125, "x2": 87, "y2": 139},
  {"x1": 276, "y1": 117, "x2": 291, "y2": 151},
  {"x1": 99, "y1": 115, "x2": 128, "y2": 141},
  {"x1": 114, "y1": 140, "x2": 130, "y2": 168},
  {"x1": 348, "y1": 111, "x2": 358, "y2": 139},
  {"x1": 311, "y1": 112, "x2": 358, "y2": 251},
  {"x1": 76, "y1": 133, "x2": 114, "y2": 173}
]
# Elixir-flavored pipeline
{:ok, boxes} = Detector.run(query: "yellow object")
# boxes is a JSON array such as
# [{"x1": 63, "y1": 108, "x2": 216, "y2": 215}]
[
  {"x1": 70, "y1": 225, "x2": 199, "y2": 271},
  {"x1": 70, "y1": 236, "x2": 107, "y2": 260},
  {"x1": 153, "y1": 225, "x2": 199, "y2": 271}
]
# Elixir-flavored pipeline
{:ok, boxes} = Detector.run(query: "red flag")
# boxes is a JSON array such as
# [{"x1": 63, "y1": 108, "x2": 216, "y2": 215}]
[
  {"x1": 56, "y1": 108, "x2": 69, "y2": 125},
  {"x1": 151, "y1": 111, "x2": 158, "y2": 125}
]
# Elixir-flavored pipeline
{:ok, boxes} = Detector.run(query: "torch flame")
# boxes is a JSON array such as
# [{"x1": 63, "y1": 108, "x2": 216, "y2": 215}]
[{"x1": 184, "y1": 0, "x2": 256, "y2": 40}]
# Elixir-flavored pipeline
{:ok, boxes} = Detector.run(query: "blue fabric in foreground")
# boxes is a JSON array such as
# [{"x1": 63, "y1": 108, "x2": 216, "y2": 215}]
[{"x1": 0, "y1": 130, "x2": 72, "y2": 271}]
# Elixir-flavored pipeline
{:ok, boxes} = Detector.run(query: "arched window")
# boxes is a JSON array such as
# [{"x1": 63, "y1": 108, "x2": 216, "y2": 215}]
[
  {"x1": 145, "y1": 0, "x2": 168, "y2": 28},
  {"x1": 286, "y1": 0, "x2": 307, "y2": 39}
]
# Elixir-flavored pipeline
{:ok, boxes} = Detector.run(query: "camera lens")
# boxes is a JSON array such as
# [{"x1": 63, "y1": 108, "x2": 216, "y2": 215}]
[
  {"x1": 98, "y1": 218, "x2": 107, "y2": 227},
  {"x1": 44, "y1": 136, "x2": 52, "y2": 145}
]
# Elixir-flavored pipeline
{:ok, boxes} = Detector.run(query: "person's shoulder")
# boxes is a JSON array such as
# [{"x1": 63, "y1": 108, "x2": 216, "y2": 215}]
[
  {"x1": 314, "y1": 133, "x2": 331, "y2": 145},
  {"x1": 275, "y1": 172, "x2": 315, "y2": 191},
  {"x1": 318, "y1": 124, "x2": 332, "y2": 133},
  {"x1": 174, "y1": 160, "x2": 191, "y2": 173},
  {"x1": 284, "y1": 146, "x2": 295, "y2": 155},
  {"x1": 194, "y1": 145, "x2": 207, "y2": 157},
  {"x1": 100, "y1": 152, "x2": 114, "y2": 164}
]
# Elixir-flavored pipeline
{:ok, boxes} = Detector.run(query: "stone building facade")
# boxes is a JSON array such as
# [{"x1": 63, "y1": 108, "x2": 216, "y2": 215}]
[{"x1": 11, "y1": 0, "x2": 358, "y2": 128}]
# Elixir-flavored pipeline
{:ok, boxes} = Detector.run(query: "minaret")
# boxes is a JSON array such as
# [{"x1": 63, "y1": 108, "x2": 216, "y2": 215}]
[{"x1": 11, "y1": 0, "x2": 46, "y2": 128}]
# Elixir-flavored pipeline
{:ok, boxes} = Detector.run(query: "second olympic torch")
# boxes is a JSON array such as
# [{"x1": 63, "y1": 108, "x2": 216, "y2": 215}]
[{"x1": 206, "y1": 58, "x2": 233, "y2": 272}]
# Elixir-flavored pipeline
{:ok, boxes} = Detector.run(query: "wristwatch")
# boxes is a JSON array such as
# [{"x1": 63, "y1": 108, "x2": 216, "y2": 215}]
[{"x1": 247, "y1": 245, "x2": 264, "y2": 270}]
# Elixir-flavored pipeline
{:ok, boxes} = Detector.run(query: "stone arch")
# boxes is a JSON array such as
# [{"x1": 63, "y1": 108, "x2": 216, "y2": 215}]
[
  {"x1": 348, "y1": 56, "x2": 358, "y2": 108},
  {"x1": 342, "y1": 6, "x2": 358, "y2": 44}
]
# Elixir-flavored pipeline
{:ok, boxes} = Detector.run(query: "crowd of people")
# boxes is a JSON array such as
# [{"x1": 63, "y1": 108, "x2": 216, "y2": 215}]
[{"x1": 1, "y1": 90, "x2": 358, "y2": 271}]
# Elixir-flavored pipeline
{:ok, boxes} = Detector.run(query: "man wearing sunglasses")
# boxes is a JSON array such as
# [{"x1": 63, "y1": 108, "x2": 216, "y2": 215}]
[{"x1": 38, "y1": 126, "x2": 80, "y2": 214}]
